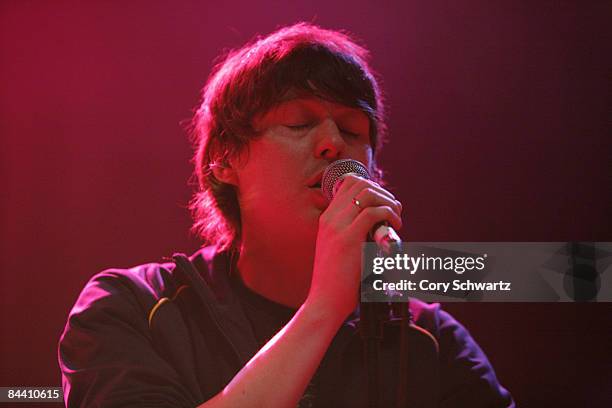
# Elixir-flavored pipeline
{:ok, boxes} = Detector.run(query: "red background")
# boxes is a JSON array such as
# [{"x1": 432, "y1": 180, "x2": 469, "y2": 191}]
[{"x1": 1, "y1": 1, "x2": 611, "y2": 407}]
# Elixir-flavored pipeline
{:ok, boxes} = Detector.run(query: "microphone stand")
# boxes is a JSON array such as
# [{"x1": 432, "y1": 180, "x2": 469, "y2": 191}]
[
  {"x1": 359, "y1": 300, "x2": 387, "y2": 408},
  {"x1": 360, "y1": 237, "x2": 410, "y2": 408}
]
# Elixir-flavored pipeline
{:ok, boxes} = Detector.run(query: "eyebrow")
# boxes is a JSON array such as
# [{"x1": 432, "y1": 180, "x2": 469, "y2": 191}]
[
  {"x1": 275, "y1": 97, "x2": 364, "y2": 115},
  {"x1": 253, "y1": 96, "x2": 368, "y2": 131}
]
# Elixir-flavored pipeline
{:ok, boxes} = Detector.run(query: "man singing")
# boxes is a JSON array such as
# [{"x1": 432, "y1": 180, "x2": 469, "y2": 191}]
[{"x1": 59, "y1": 23, "x2": 514, "y2": 407}]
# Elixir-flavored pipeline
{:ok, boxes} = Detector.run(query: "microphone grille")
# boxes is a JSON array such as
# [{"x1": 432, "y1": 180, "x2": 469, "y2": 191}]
[{"x1": 321, "y1": 159, "x2": 370, "y2": 201}]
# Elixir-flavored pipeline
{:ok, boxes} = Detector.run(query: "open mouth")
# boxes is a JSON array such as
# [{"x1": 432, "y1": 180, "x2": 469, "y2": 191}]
[{"x1": 307, "y1": 171, "x2": 324, "y2": 189}]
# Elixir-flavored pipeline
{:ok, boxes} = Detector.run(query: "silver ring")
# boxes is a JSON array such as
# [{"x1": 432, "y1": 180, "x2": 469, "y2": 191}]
[{"x1": 352, "y1": 197, "x2": 361, "y2": 208}]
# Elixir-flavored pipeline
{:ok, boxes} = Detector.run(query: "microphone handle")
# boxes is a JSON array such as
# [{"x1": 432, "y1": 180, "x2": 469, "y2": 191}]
[{"x1": 370, "y1": 222, "x2": 402, "y2": 254}]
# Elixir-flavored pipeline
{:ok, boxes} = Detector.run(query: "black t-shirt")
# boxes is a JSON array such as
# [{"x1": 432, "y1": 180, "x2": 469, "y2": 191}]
[
  {"x1": 229, "y1": 272, "x2": 296, "y2": 346},
  {"x1": 229, "y1": 273, "x2": 320, "y2": 407},
  {"x1": 59, "y1": 249, "x2": 514, "y2": 407}
]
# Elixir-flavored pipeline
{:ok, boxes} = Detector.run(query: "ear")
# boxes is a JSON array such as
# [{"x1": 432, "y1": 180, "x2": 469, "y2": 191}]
[{"x1": 211, "y1": 162, "x2": 239, "y2": 186}]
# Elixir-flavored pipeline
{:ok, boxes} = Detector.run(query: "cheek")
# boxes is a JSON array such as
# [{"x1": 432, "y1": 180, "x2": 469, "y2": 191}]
[
  {"x1": 238, "y1": 138, "x2": 304, "y2": 194},
  {"x1": 250, "y1": 135, "x2": 296, "y2": 160},
  {"x1": 251, "y1": 138, "x2": 299, "y2": 174}
]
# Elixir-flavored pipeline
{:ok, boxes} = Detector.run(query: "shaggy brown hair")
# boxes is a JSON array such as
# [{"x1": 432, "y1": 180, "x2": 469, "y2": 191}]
[{"x1": 190, "y1": 22, "x2": 386, "y2": 251}]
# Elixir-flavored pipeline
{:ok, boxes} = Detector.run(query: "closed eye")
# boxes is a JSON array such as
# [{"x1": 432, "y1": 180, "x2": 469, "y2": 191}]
[
  {"x1": 340, "y1": 129, "x2": 361, "y2": 139},
  {"x1": 285, "y1": 124, "x2": 311, "y2": 130}
]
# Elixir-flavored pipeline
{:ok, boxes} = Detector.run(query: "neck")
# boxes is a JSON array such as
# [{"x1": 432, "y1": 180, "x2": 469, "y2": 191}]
[{"x1": 237, "y1": 231, "x2": 315, "y2": 309}]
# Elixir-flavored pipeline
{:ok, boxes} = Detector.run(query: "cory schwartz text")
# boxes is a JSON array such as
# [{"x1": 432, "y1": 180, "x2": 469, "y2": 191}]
[{"x1": 372, "y1": 279, "x2": 512, "y2": 293}]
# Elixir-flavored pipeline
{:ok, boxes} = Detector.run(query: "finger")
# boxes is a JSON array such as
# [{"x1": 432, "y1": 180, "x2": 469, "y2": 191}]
[
  {"x1": 332, "y1": 173, "x2": 368, "y2": 196},
  {"x1": 349, "y1": 206, "x2": 403, "y2": 239},
  {"x1": 352, "y1": 188, "x2": 402, "y2": 218},
  {"x1": 360, "y1": 180, "x2": 397, "y2": 203},
  {"x1": 330, "y1": 185, "x2": 401, "y2": 229},
  {"x1": 335, "y1": 174, "x2": 396, "y2": 204},
  {"x1": 323, "y1": 174, "x2": 370, "y2": 216}
]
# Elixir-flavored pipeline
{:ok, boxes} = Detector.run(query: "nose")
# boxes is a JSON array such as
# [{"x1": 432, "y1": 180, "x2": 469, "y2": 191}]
[{"x1": 314, "y1": 118, "x2": 346, "y2": 160}]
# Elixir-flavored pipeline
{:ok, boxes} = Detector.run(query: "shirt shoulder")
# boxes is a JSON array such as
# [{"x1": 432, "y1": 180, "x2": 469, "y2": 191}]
[
  {"x1": 58, "y1": 258, "x2": 205, "y2": 407},
  {"x1": 408, "y1": 298, "x2": 515, "y2": 407}
]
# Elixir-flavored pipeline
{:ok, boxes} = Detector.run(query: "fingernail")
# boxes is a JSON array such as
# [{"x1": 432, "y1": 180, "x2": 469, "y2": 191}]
[{"x1": 332, "y1": 179, "x2": 345, "y2": 195}]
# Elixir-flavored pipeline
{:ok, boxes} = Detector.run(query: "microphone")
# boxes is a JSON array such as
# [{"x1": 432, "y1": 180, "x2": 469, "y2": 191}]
[{"x1": 321, "y1": 159, "x2": 403, "y2": 254}]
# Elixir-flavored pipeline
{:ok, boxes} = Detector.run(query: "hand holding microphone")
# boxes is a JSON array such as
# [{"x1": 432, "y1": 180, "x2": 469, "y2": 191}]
[
  {"x1": 307, "y1": 159, "x2": 403, "y2": 321},
  {"x1": 322, "y1": 159, "x2": 403, "y2": 254}
]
